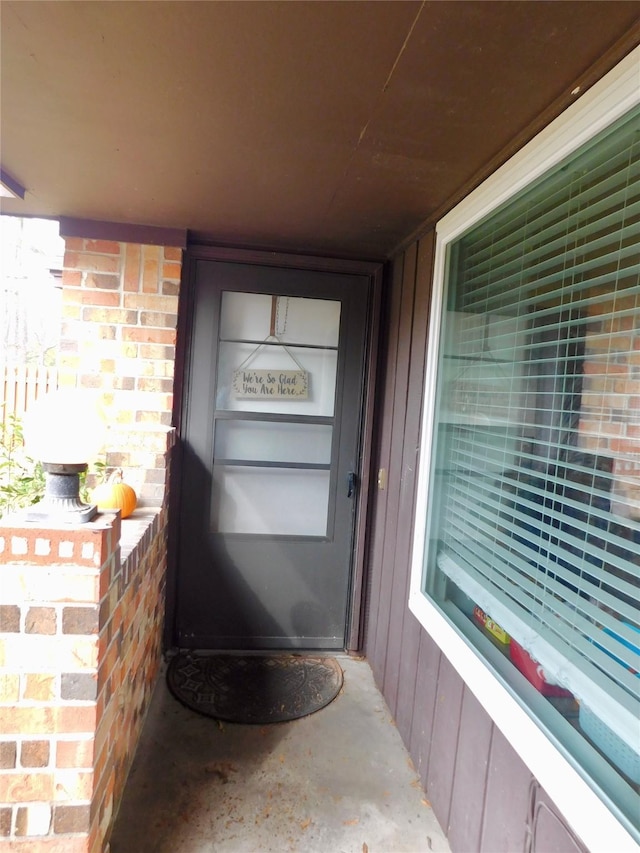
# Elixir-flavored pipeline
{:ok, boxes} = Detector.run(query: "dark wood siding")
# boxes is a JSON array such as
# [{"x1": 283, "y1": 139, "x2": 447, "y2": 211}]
[
  {"x1": 447, "y1": 687, "x2": 493, "y2": 850},
  {"x1": 364, "y1": 235, "x2": 587, "y2": 853},
  {"x1": 480, "y1": 726, "x2": 531, "y2": 852}
]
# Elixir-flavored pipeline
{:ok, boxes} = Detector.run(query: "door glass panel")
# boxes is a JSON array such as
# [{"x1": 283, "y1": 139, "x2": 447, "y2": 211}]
[
  {"x1": 213, "y1": 466, "x2": 330, "y2": 536},
  {"x1": 220, "y1": 291, "x2": 340, "y2": 346},
  {"x1": 214, "y1": 421, "x2": 332, "y2": 465},
  {"x1": 216, "y1": 341, "x2": 338, "y2": 416},
  {"x1": 213, "y1": 291, "x2": 341, "y2": 537},
  {"x1": 216, "y1": 291, "x2": 340, "y2": 416}
]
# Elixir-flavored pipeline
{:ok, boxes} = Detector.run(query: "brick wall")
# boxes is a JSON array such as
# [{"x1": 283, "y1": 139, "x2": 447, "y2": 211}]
[
  {"x1": 90, "y1": 497, "x2": 171, "y2": 852},
  {"x1": 579, "y1": 284, "x2": 640, "y2": 519},
  {"x1": 0, "y1": 513, "x2": 119, "y2": 851},
  {"x1": 0, "y1": 462, "x2": 173, "y2": 851},
  {"x1": 59, "y1": 238, "x2": 182, "y2": 504},
  {"x1": 0, "y1": 233, "x2": 182, "y2": 850}
]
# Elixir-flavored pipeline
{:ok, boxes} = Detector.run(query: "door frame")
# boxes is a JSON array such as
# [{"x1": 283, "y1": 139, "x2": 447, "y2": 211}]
[{"x1": 165, "y1": 245, "x2": 384, "y2": 653}]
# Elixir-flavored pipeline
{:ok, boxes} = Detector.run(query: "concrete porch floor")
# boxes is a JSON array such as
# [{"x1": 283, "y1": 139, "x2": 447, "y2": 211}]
[{"x1": 109, "y1": 656, "x2": 451, "y2": 853}]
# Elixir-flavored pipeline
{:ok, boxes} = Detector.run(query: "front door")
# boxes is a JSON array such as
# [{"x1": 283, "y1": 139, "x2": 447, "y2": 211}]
[{"x1": 174, "y1": 255, "x2": 373, "y2": 650}]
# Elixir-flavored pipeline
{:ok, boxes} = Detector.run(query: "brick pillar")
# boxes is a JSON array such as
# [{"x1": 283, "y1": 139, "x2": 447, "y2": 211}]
[
  {"x1": 0, "y1": 232, "x2": 181, "y2": 849},
  {"x1": 0, "y1": 514, "x2": 120, "y2": 851},
  {"x1": 58, "y1": 239, "x2": 181, "y2": 503}
]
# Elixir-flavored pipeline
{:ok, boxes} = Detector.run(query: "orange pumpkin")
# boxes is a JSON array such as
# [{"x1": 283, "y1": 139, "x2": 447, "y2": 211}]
[{"x1": 91, "y1": 469, "x2": 137, "y2": 518}]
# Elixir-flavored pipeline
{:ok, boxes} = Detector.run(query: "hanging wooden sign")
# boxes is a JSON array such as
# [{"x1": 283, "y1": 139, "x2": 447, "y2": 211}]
[{"x1": 232, "y1": 369, "x2": 309, "y2": 399}]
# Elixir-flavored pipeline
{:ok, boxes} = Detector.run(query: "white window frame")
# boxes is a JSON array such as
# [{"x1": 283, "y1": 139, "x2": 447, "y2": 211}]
[{"x1": 408, "y1": 45, "x2": 640, "y2": 853}]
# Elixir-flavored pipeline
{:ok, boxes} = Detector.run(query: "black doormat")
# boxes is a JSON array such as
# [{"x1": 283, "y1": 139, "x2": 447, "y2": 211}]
[{"x1": 166, "y1": 652, "x2": 344, "y2": 724}]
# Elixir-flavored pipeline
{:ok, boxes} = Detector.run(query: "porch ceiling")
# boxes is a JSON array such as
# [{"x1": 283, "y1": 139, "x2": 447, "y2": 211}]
[{"x1": 1, "y1": 1, "x2": 639, "y2": 260}]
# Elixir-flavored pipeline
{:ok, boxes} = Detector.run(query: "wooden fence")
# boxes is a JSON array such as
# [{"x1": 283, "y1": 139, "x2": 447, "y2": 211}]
[{"x1": 1, "y1": 363, "x2": 59, "y2": 428}]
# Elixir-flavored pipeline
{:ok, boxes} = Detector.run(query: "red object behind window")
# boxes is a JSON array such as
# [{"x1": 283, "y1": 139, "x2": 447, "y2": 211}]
[{"x1": 510, "y1": 639, "x2": 574, "y2": 698}]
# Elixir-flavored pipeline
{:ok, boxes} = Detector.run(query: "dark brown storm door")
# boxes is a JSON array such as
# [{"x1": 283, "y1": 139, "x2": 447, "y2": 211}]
[{"x1": 174, "y1": 252, "x2": 377, "y2": 651}]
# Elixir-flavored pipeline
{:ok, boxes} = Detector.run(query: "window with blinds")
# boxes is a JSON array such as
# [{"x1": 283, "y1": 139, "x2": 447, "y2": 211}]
[{"x1": 423, "y1": 105, "x2": 639, "y2": 819}]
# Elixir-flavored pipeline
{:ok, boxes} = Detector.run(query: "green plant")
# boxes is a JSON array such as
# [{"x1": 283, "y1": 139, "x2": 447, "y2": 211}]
[
  {"x1": 0, "y1": 412, "x2": 45, "y2": 518},
  {"x1": 80, "y1": 458, "x2": 107, "y2": 503}
]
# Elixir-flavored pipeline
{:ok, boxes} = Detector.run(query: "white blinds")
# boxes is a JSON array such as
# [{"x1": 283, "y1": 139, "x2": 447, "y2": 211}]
[{"x1": 430, "y1": 107, "x2": 640, "y2": 749}]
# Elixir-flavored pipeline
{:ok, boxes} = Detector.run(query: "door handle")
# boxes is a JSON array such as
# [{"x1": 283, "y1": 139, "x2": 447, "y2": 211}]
[{"x1": 347, "y1": 471, "x2": 357, "y2": 498}]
